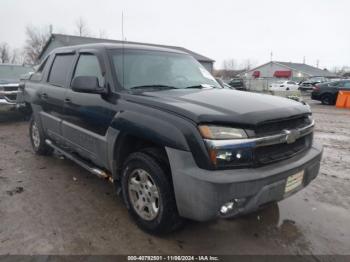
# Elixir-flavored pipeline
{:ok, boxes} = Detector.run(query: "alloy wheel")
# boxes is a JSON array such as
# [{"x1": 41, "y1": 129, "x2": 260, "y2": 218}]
[
  {"x1": 31, "y1": 122, "x2": 40, "y2": 149},
  {"x1": 128, "y1": 168, "x2": 160, "y2": 221}
]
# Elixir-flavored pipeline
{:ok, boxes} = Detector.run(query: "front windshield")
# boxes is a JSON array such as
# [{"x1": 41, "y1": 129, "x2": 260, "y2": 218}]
[
  {"x1": 0, "y1": 65, "x2": 33, "y2": 81},
  {"x1": 111, "y1": 49, "x2": 220, "y2": 89}
]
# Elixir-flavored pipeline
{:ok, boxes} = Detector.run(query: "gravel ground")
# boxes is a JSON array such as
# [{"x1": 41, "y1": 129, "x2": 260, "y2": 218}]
[{"x1": 0, "y1": 98, "x2": 349, "y2": 255}]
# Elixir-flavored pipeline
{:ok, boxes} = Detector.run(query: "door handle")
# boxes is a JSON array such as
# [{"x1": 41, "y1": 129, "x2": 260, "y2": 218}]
[
  {"x1": 64, "y1": 98, "x2": 72, "y2": 104},
  {"x1": 41, "y1": 93, "x2": 48, "y2": 99}
]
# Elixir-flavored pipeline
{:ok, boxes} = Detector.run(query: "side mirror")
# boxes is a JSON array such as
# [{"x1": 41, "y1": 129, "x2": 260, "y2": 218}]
[{"x1": 71, "y1": 76, "x2": 106, "y2": 94}]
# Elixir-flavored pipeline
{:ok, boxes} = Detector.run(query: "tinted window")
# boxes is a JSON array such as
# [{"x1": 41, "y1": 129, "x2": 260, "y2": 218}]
[
  {"x1": 48, "y1": 54, "x2": 74, "y2": 87},
  {"x1": 343, "y1": 81, "x2": 350, "y2": 88},
  {"x1": 329, "y1": 81, "x2": 340, "y2": 87},
  {"x1": 73, "y1": 54, "x2": 104, "y2": 86}
]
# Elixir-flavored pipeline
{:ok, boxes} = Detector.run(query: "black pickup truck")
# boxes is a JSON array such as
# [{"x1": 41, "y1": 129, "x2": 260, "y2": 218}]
[{"x1": 24, "y1": 43, "x2": 322, "y2": 234}]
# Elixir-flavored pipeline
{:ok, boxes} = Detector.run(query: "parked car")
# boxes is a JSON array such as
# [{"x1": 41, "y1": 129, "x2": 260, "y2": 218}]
[
  {"x1": 216, "y1": 78, "x2": 235, "y2": 89},
  {"x1": 299, "y1": 77, "x2": 329, "y2": 91},
  {"x1": 25, "y1": 44, "x2": 322, "y2": 234},
  {"x1": 269, "y1": 80, "x2": 299, "y2": 91},
  {"x1": 228, "y1": 78, "x2": 246, "y2": 90},
  {"x1": 0, "y1": 64, "x2": 33, "y2": 111},
  {"x1": 311, "y1": 80, "x2": 350, "y2": 105}
]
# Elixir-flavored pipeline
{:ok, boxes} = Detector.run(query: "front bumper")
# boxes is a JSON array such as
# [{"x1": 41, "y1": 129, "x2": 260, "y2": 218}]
[
  {"x1": 0, "y1": 89, "x2": 21, "y2": 110},
  {"x1": 166, "y1": 143, "x2": 323, "y2": 221},
  {"x1": 0, "y1": 98, "x2": 17, "y2": 110}
]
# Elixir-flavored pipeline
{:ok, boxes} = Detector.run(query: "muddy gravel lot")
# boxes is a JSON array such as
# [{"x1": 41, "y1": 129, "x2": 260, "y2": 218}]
[{"x1": 0, "y1": 98, "x2": 349, "y2": 255}]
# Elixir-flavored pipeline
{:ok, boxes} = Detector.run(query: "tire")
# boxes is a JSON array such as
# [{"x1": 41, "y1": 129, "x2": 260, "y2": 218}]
[
  {"x1": 321, "y1": 94, "x2": 334, "y2": 105},
  {"x1": 29, "y1": 116, "x2": 53, "y2": 155},
  {"x1": 121, "y1": 150, "x2": 184, "y2": 234}
]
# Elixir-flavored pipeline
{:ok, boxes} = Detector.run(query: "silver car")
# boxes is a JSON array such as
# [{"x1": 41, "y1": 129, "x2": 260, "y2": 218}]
[{"x1": 0, "y1": 64, "x2": 33, "y2": 111}]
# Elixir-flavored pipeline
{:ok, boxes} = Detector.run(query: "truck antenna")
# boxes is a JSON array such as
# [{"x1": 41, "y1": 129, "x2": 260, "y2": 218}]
[{"x1": 122, "y1": 11, "x2": 125, "y2": 88}]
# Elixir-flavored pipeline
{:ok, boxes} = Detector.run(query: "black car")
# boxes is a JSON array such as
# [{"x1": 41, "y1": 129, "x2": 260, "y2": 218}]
[
  {"x1": 24, "y1": 43, "x2": 322, "y2": 234},
  {"x1": 311, "y1": 80, "x2": 350, "y2": 105},
  {"x1": 228, "y1": 78, "x2": 246, "y2": 90},
  {"x1": 299, "y1": 77, "x2": 329, "y2": 91}
]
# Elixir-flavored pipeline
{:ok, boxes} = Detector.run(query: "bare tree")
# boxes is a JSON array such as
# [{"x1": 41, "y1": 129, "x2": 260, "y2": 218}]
[
  {"x1": 222, "y1": 59, "x2": 236, "y2": 70},
  {"x1": 75, "y1": 17, "x2": 90, "y2": 37},
  {"x1": 24, "y1": 25, "x2": 51, "y2": 64},
  {"x1": 11, "y1": 48, "x2": 26, "y2": 64},
  {"x1": 0, "y1": 42, "x2": 11, "y2": 63}
]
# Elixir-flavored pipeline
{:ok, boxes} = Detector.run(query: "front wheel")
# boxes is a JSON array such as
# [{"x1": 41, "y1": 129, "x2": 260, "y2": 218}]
[
  {"x1": 321, "y1": 94, "x2": 334, "y2": 105},
  {"x1": 121, "y1": 151, "x2": 184, "y2": 234},
  {"x1": 29, "y1": 116, "x2": 53, "y2": 155}
]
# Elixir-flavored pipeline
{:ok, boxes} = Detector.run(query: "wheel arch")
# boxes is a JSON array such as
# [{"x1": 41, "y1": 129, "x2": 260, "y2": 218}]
[{"x1": 107, "y1": 110, "x2": 191, "y2": 180}]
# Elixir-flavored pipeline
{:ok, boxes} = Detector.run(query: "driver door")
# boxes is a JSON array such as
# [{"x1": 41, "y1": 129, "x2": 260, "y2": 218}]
[{"x1": 61, "y1": 51, "x2": 117, "y2": 167}]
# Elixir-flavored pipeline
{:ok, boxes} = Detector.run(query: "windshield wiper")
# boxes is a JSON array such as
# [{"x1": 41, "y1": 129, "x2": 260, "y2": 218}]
[
  {"x1": 130, "y1": 85, "x2": 177, "y2": 90},
  {"x1": 184, "y1": 84, "x2": 216, "y2": 89}
]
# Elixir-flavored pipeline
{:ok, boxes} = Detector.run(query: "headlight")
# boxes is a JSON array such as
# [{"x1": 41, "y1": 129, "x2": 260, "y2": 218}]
[
  {"x1": 199, "y1": 125, "x2": 253, "y2": 168},
  {"x1": 208, "y1": 147, "x2": 254, "y2": 167},
  {"x1": 198, "y1": 125, "x2": 247, "y2": 140}
]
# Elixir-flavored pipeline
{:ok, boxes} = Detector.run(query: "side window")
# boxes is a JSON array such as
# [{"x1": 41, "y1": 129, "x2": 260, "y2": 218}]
[
  {"x1": 343, "y1": 82, "x2": 350, "y2": 88},
  {"x1": 73, "y1": 54, "x2": 104, "y2": 87},
  {"x1": 48, "y1": 54, "x2": 75, "y2": 87},
  {"x1": 30, "y1": 57, "x2": 49, "y2": 81}
]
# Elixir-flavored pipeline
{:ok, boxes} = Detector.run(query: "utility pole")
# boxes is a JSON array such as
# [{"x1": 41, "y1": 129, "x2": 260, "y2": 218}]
[
  {"x1": 316, "y1": 59, "x2": 319, "y2": 68},
  {"x1": 303, "y1": 56, "x2": 306, "y2": 64}
]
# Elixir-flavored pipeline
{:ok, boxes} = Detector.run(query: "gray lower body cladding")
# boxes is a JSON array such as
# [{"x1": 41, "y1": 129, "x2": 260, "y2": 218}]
[{"x1": 166, "y1": 143, "x2": 322, "y2": 221}]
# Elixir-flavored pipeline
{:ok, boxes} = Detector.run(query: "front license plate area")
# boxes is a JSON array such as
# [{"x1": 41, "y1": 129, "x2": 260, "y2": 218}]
[{"x1": 285, "y1": 170, "x2": 304, "y2": 194}]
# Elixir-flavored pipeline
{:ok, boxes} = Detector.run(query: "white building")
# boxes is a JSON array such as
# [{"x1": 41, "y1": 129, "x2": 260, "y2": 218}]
[{"x1": 241, "y1": 61, "x2": 337, "y2": 81}]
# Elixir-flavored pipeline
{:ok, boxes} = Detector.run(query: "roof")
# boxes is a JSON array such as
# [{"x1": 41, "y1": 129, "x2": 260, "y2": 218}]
[
  {"x1": 38, "y1": 34, "x2": 214, "y2": 62},
  {"x1": 50, "y1": 42, "x2": 188, "y2": 56},
  {"x1": 244, "y1": 61, "x2": 337, "y2": 77},
  {"x1": 274, "y1": 61, "x2": 337, "y2": 77}
]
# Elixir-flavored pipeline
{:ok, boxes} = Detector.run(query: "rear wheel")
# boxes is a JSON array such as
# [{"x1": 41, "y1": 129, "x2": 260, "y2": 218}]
[
  {"x1": 29, "y1": 116, "x2": 53, "y2": 155},
  {"x1": 121, "y1": 150, "x2": 184, "y2": 234},
  {"x1": 321, "y1": 94, "x2": 334, "y2": 105}
]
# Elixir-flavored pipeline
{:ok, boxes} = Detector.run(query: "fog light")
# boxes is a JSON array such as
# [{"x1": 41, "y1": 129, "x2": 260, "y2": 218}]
[
  {"x1": 220, "y1": 198, "x2": 247, "y2": 215},
  {"x1": 220, "y1": 202, "x2": 234, "y2": 214}
]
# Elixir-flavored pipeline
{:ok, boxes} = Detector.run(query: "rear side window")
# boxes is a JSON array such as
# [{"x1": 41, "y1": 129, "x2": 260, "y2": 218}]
[
  {"x1": 343, "y1": 82, "x2": 350, "y2": 88},
  {"x1": 73, "y1": 54, "x2": 104, "y2": 86},
  {"x1": 48, "y1": 54, "x2": 75, "y2": 87}
]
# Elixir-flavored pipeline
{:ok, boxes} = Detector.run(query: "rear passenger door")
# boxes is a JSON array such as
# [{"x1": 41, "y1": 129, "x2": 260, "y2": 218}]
[
  {"x1": 61, "y1": 52, "x2": 117, "y2": 167},
  {"x1": 40, "y1": 53, "x2": 75, "y2": 142}
]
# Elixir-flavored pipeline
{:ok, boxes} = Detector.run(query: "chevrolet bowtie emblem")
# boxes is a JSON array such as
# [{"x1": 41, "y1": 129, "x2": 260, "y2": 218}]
[{"x1": 283, "y1": 129, "x2": 300, "y2": 144}]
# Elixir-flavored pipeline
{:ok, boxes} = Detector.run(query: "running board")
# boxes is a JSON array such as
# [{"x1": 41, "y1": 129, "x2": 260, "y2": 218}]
[{"x1": 45, "y1": 139, "x2": 113, "y2": 183}]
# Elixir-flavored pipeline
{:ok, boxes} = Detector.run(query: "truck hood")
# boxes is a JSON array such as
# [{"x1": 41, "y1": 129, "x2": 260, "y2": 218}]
[{"x1": 128, "y1": 89, "x2": 310, "y2": 127}]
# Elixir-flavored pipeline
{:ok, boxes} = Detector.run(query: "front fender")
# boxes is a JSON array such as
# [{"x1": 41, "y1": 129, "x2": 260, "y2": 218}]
[
  {"x1": 106, "y1": 107, "x2": 211, "y2": 177},
  {"x1": 111, "y1": 110, "x2": 190, "y2": 151}
]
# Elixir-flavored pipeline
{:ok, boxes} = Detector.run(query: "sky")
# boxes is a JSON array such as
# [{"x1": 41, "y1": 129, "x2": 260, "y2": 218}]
[{"x1": 1, "y1": 0, "x2": 349, "y2": 70}]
